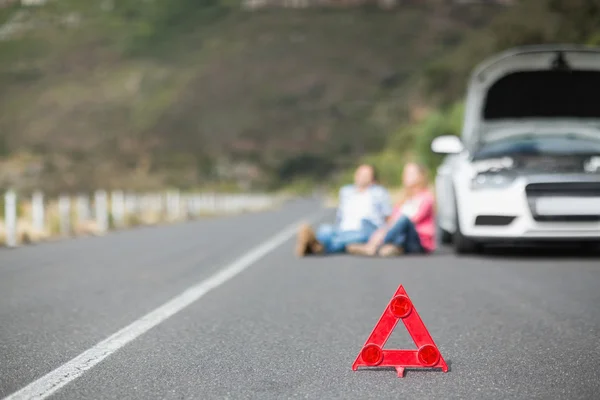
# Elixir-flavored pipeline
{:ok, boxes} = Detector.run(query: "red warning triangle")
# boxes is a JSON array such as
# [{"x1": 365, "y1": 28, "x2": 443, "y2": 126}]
[{"x1": 352, "y1": 284, "x2": 448, "y2": 377}]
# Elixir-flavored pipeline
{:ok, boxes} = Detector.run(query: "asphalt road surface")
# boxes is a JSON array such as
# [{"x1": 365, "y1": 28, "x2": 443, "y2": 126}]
[{"x1": 2, "y1": 198, "x2": 600, "y2": 400}]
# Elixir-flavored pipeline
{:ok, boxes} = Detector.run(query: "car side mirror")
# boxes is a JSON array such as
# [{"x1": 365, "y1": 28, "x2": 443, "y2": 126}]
[{"x1": 431, "y1": 135, "x2": 464, "y2": 154}]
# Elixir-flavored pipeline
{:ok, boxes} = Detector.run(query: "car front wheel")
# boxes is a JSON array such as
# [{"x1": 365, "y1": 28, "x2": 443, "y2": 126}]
[
  {"x1": 453, "y1": 193, "x2": 482, "y2": 255},
  {"x1": 453, "y1": 226, "x2": 481, "y2": 255},
  {"x1": 437, "y1": 223, "x2": 453, "y2": 245}
]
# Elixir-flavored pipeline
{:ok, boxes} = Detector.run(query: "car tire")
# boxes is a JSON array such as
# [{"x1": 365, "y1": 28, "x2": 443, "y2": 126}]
[
  {"x1": 452, "y1": 190, "x2": 482, "y2": 255},
  {"x1": 580, "y1": 241, "x2": 600, "y2": 253},
  {"x1": 453, "y1": 226, "x2": 481, "y2": 255},
  {"x1": 439, "y1": 226, "x2": 453, "y2": 245}
]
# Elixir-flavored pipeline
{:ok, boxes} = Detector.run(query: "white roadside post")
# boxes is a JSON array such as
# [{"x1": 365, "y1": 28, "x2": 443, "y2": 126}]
[
  {"x1": 111, "y1": 190, "x2": 125, "y2": 228},
  {"x1": 4, "y1": 190, "x2": 17, "y2": 248},
  {"x1": 224, "y1": 195, "x2": 232, "y2": 213},
  {"x1": 193, "y1": 194, "x2": 201, "y2": 217},
  {"x1": 166, "y1": 190, "x2": 181, "y2": 221},
  {"x1": 180, "y1": 194, "x2": 187, "y2": 219},
  {"x1": 165, "y1": 191, "x2": 172, "y2": 220},
  {"x1": 124, "y1": 192, "x2": 136, "y2": 223},
  {"x1": 134, "y1": 194, "x2": 142, "y2": 219},
  {"x1": 95, "y1": 190, "x2": 108, "y2": 234},
  {"x1": 77, "y1": 195, "x2": 90, "y2": 223},
  {"x1": 138, "y1": 194, "x2": 146, "y2": 219},
  {"x1": 58, "y1": 195, "x2": 71, "y2": 236},
  {"x1": 215, "y1": 193, "x2": 224, "y2": 214},
  {"x1": 174, "y1": 190, "x2": 181, "y2": 220},
  {"x1": 155, "y1": 193, "x2": 164, "y2": 217},
  {"x1": 32, "y1": 191, "x2": 45, "y2": 235},
  {"x1": 231, "y1": 194, "x2": 237, "y2": 213},
  {"x1": 182, "y1": 194, "x2": 191, "y2": 219},
  {"x1": 219, "y1": 194, "x2": 226, "y2": 213},
  {"x1": 239, "y1": 194, "x2": 246, "y2": 212},
  {"x1": 211, "y1": 192, "x2": 217, "y2": 214}
]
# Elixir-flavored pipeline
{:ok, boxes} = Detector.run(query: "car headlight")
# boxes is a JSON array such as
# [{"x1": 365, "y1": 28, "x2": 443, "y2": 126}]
[
  {"x1": 584, "y1": 156, "x2": 600, "y2": 173},
  {"x1": 471, "y1": 157, "x2": 514, "y2": 173},
  {"x1": 470, "y1": 172, "x2": 516, "y2": 190}
]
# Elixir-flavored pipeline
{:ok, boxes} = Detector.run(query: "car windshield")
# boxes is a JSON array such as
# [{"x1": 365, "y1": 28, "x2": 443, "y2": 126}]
[{"x1": 474, "y1": 134, "x2": 600, "y2": 159}]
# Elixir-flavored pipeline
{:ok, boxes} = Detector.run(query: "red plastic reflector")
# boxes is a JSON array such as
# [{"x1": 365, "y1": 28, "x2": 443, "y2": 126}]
[
  {"x1": 361, "y1": 344, "x2": 383, "y2": 366},
  {"x1": 417, "y1": 344, "x2": 440, "y2": 367},
  {"x1": 389, "y1": 295, "x2": 412, "y2": 319}
]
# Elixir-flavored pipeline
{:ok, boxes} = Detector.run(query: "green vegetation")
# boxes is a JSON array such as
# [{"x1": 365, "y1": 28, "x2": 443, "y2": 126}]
[
  {"x1": 353, "y1": 0, "x2": 600, "y2": 191},
  {"x1": 0, "y1": 0, "x2": 598, "y2": 196}
]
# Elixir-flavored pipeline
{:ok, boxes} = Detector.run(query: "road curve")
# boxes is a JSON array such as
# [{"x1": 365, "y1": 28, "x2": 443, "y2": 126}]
[{"x1": 1, "y1": 198, "x2": 599, "y2": 400}]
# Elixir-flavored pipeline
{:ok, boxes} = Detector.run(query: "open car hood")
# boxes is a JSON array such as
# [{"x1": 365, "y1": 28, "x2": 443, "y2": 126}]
[{"x1": 462, "y1": 45, "x2": 600, "y2": 150}]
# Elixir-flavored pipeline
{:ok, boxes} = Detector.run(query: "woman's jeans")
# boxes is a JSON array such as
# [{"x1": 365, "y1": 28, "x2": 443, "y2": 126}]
[
  {"x1": 315, "y1": 219, "x2": 378, "y2": 254},
  {"x1": 383, "y1": 215, "x2": 424, "y2": 254}
]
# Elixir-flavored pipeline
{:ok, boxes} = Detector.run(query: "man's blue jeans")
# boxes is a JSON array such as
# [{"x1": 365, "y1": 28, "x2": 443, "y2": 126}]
[
  {"x1": 316, "y1": 220, "x2": 378, "y2": 254},
  {"x1": 383, "y1": 215, "x2": 424, "y2": 254}
]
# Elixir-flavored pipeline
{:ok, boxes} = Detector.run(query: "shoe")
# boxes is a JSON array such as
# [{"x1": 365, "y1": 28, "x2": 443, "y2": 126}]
[
  {"x1": 346, "y1": 243, "x2": 374, "y2": 256},
  {"x1": 377, "y1": 244, "x2": 404, "y2": 257},
  {"x1": 310, "y1": 241, "x2": 325, "y2": 255},
  {"x1": 295, "y1": 223, "x2": 324, "y2": 257}
]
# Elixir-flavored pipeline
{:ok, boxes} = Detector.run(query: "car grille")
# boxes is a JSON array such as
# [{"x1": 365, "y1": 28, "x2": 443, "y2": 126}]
[
  {"x1": 525, "y1": 182, "x2": 600, "y2": 222},
  {"x1": 525, "y1": 182, "x2": 600, "y2": 197}
]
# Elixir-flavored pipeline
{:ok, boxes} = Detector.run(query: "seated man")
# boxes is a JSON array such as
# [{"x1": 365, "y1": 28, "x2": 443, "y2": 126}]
[{"x1": 295, "y1": 164, "x2": 393, "y2": 256}]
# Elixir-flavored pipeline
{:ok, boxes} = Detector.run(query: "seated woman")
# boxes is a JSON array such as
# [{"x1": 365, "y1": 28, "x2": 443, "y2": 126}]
[{"x1": 346, "y1": 162, "x2": 436, "y2": 257}]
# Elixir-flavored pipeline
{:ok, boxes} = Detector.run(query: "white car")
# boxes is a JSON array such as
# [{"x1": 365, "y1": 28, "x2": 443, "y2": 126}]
[{"x1": 431, "y1": 44, "x2": 600, "y2": 254}]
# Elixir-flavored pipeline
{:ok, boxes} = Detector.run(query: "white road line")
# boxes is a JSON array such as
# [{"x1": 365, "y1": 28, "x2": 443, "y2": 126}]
[{"x1": 3, "y1": 211, "x2": 323, "y2": 400}]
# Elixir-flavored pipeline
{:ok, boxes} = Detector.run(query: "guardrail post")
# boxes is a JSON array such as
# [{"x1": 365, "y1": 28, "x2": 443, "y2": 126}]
[
  {"x1": 95, "y1": 190, "x2": 108, "y2": 233},
  {"x1": 4, "y1": 190, "x2": 17, "y2": 248},
  {"x1": 111, "y1": 190, "x2": 125, "y2": 228},
  {"x1": 125, "y1": 193, "x2": 136, "y2": 219},
  {"x1": 175, "y1": 190, "x2": 181, "y2": 219},
  {"x1": 77, "y1": 194, "x2": 90, "y2": 223},
  {"x1": 166, "y1": 190, "x2": 180, "y2": 220},
  {"x1": 32, "y1": 190, "x2": 45, "y2": 235},
  {"x1": 58, "y1": 195, "x2": 71, "y2": 236},
  {"x1": 193, "y1": 194, "x2": 201, "y2": 216}
]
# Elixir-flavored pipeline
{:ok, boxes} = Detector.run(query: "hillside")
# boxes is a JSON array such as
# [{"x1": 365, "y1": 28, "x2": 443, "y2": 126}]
[
  {"x1": 0, "y1": 0, "x2": 501, "y2": 194},
  {"x1": 356, "y1": 0, "x2": 600, "y2": 189}
]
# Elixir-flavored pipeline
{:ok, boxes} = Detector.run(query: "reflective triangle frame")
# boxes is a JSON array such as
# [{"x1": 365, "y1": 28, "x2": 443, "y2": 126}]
[{"x1": 352, "y1": 285, "x2": 449, "y2": 377}]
